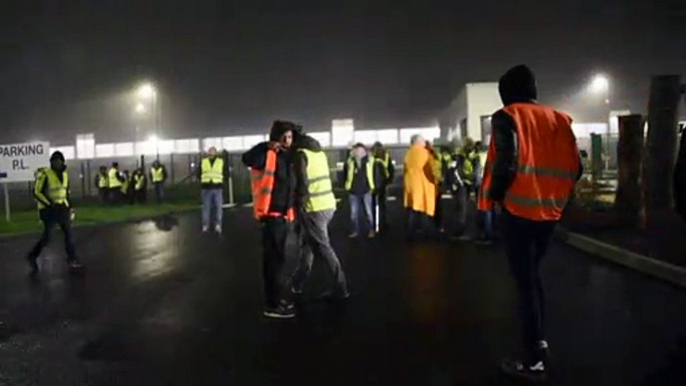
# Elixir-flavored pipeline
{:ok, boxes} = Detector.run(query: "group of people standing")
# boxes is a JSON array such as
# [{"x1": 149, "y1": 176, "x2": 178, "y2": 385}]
[
  {"x1": 95, "y1": 160, "x2": 167, "y2": 205},
  {"x1": 25, "y1": 64, "x2": 583, "y2": 382}
]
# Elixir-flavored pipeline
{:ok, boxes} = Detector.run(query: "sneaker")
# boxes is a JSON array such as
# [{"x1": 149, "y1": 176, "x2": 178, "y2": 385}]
[
  {"x1": 215, "y1": 225, "x2": 222, "y2": 234},
  {"x1": 501, "y1": 359, "x2": 547, "y2": 382},
  {"x1": 263, "y1": 305, "x2": 296, "y2": 319},
  {"x1": 367, "y1": 231, "x2": 376, "y2": 238},
  {"x1": 348, "y1": 232, "x2": 359, "y2": 239},
  {"x1": 202, "y1": 226, "x2": 209, "y2": 233},
  {"x1": 27, "y1": 255, "x2": 38, "y2": 274}
]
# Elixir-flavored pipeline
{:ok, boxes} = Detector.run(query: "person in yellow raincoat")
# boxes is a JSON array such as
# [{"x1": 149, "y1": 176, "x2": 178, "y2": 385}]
[{"x1": 404, "y1": 134, "x2": 439, "y2": 240}]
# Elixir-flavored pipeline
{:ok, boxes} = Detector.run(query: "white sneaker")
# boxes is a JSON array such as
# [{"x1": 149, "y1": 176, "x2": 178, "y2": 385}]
[
  {"x1": 202, "y1": 226, "x2": 209, "y2": 233},
  {"x1": 215, "y1": 225, "x2": 222, "y2": 234}
]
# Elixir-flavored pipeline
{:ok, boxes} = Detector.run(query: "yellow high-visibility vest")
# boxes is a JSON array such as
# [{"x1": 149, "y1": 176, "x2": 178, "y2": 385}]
[
  {"x1": 201, "y1": 157, "x2": 224, "y2": 184},
  {"x1": 299, "y1": 149, "x2": 336, "y2": 212},
  {"x1": 151, "y1": 167, "x2": 165, "y2": 183},
  {"x1": 345, "y1": 157, "x2": 375, "y2": 191},
  {"x1": 34, "y1": 169, "x2": 69, "y2": 209},
  {"x1": 109, "y1": 168, "x2": 122, "y2": 188}
]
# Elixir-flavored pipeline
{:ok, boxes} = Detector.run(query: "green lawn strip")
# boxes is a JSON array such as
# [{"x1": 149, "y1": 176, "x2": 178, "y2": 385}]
[{"x1": 0, "y1": 201, "x2": 198, "y2": 237}]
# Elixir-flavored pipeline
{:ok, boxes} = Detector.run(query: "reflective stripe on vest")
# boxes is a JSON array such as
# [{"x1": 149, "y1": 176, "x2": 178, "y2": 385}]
[
  {"x1": 344, "y1": 157, "x2": 375, "y2": 191},
  {"x1": 299, "y1": 149, "x2": 336, "y2": 212},
  {"x1": 201, "y1": 158, "x2": 224, "y2": 184},
  {"x1": 151, "y1": 167, "x2": 165, "y2": 183},
  {"x1": 250, "y1": 149, "x2": 295, "y2": 222},
  {"x1": 478, "y1": 103, "x2": 580, "y2": 221},
  {"x1": 109, "y1": 168, "x2": 122, "y2": 188},
  {"x1": 36, "y1": 169, "x2": 69, "y2": 209}
]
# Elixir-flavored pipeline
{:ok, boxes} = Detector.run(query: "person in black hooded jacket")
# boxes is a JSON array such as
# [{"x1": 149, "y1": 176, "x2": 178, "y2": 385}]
[
  {"x1": 487, "y1": 65, "x2": 583, "y2": 382},
  {"x1": 242, "y1": 121, "x2": 297, "y2": 319}
]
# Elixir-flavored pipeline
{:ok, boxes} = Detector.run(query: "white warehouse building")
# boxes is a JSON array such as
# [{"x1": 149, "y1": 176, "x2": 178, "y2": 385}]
[{"x1": 444, "y1": 82, "x2": 502, "y2": 144}]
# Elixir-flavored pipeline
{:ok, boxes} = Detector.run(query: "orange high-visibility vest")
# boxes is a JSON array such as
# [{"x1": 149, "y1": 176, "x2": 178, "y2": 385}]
[
  {"x1": 478, "y1": 103, "x2": 580, "y2": 221},
  {"x1": 250, "y1": 149, "x2": 295, "y2": 222}
]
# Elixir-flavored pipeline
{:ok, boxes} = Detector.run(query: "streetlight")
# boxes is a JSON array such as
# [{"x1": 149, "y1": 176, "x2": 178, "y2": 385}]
[
  {"x1": 135, "y1": 82, "x2": 160, "y2": 160},
  {"x1": 590, "y1": 74, "x2": 609, "y2": 95},
  {"x1": 135, "y1": 103, "x2": 146, "y2": 114}
]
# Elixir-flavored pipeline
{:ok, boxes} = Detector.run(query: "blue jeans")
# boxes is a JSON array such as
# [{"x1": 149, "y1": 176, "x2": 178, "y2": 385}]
[
  {"x1": 154, "y1": 182, "x2": 165, "y2": 203},
  {"x1": 349, "y1": 193, "x2": 373, "y2": 233},
  {"x1": 477, "y1": 209, "x2": 495, "y2": 240},
  {"x1": 201, "y1": 188, "x2": 223, "y2": 228}
]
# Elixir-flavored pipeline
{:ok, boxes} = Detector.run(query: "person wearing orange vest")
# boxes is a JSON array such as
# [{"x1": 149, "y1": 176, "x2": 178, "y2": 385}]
[
  {"x1": 242, "y1": 120, "x2": 297, "y2": 319},
  {"x1": 479, "y1": 65, "x2": 582, "y2": 382}
]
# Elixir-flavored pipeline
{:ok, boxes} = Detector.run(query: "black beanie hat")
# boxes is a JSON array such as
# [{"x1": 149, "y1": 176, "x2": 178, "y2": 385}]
[
  {"x1": 50, "y1": 151, "x2": 65, "y2": 163},
  {"x1": 498, "y1": 64, "x2": 538, "y2": 106}
]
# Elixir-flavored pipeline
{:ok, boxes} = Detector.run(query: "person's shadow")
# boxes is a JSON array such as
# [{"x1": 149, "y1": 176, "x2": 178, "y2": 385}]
[{"x1": 153, "y1": 215, "x2": 179, "y2": 232}]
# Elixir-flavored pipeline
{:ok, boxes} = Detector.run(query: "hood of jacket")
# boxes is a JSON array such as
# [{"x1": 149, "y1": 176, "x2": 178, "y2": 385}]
[
  {"x1": 295, "y1": 134, "x2": 323, "y2": 152},
  {"x1": 498, "y1": 64, "x2": 538, "y2": 106}
]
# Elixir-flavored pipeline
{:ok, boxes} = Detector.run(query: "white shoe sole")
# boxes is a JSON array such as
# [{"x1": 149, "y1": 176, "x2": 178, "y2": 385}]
[{"x1": 263, "y1": 311, "x2": 295, "y2": 319}]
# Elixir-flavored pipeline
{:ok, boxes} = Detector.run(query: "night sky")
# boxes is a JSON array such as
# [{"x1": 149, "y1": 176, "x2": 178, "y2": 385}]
[{"x1": 1, "y1": 0, "x2": 684, "y2": 144}]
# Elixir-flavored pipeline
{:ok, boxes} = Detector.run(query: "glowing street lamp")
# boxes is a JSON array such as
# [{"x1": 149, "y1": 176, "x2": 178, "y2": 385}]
[
  {"x1": 137, "y1": 83, "x2": 156, "y2": 99},
  {"x1": 135, "y1": 103, "x2": 146, "y2": 114},
  {"x1": 590, "y1": 74, "x2": 609, "y2": 94}
]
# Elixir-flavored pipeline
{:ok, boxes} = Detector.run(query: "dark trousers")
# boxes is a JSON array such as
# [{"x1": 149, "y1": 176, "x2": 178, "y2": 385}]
[
  {"x1": 406, "y1": 209, "x2": 435, "y2": 237},
  {"x1": 502, "y1": 209, "x2": 557, "y2": 363},
  {"x1": 262, "y1": 217, "x2": 292, "y2": 309},
  {"x1": 135, "y1": 189, "x2": 147, "y2": 204},
  {"x1": 433, "y1": 194, "x2": 443, "y2": 230},
  {"x1": 98, "y1": 188, "x2": 108, "y2": 204},
  {"x1": 29, "y1": 207, "x2": 78, "y2": 262},
  {"x1": 452, "y1": 187, "x2": 468, "y2": 236},
  {"x1": 154, "y1": 183, "x2": 165, "y2": 203},
  {"x1": 293, "y1": 210, "x2": 348, "y2": 295},
  {"x1": 108, "y1": 188, "x2": 122, "y2": 205}
]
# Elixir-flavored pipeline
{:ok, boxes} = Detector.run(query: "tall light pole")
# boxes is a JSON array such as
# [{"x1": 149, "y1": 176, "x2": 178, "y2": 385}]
[{"x1": 136, "y1": 83, "x2": 160, "y2": 160}]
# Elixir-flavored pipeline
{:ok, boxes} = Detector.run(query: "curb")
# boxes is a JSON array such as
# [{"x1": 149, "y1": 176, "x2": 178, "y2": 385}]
[{"x1": 556, "y1": 228, "x2": 686, "y2": 288}]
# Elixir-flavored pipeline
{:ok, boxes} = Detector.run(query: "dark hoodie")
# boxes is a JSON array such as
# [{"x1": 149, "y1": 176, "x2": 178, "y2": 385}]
[
  {"x1": 488, "y1": 65, "x2": 582, "y2": 202},
  {"x1": 241, "y1": 121, "x2": 296, "y2": 216},
  {"x1": 293, "y1": 134, "x2": 324, "y2": 210}
]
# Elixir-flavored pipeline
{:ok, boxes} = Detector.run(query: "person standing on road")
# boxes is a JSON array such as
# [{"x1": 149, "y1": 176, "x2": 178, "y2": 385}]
[
  {"x1": 371, "y1": 141, "x2": 395, "y2": 232},
  {"x1": 150, "y1": 160, "x2": 167, "y2": 203},
  {"x1": 343, "y1": 143, "x2": 378, "y2": 238},
  {"x1": 291, "y1": 132, "x2": 349, "y2": 300},
  {"x1": 108, "y1": 162, "x2": 125, "y2": 204},
  {"x1": 96, "y1": 166, "x2": 109, "y2": 204},
  {"x1": 27, "y1": 151, "x2": 84, "y2": 274},
  {"x1": 479, "y1": 64, "x2": 582, "y2": 381},
  {"x1": 242, "y1": 121, "x2": 297, "y2": 319},
  {"x1": 403, "y1": 134, "x2": 438, "y2": 240},
  {"x1": 199, "y1": 147, "x2": 225, "y2": 234}
]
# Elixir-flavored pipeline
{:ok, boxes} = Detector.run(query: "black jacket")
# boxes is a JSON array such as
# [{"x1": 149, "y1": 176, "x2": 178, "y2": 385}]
[
  {"x1": 242, "y1": 142, "x2": 295, "y2": 215},
  {"x1": 293, "y1": 135, "x2": 325, "y2": 211},
  {"x1": 675, "y1": 128, "x2": 686, "y2": 219},
  {"x1": 343, "y1": 155, "x2": 380, "y2": 195}
]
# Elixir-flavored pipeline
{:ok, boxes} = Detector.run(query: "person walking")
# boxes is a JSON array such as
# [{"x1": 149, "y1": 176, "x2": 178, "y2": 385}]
[
  {"x1": 132, "y1": 168, "x2": 147, "y2": 204},
  {"x1": 242, "y1": 120, "x2": 297, "y2": 319},
  {"x1": 108, "y1": 162, "x2": 124, "y2": 204},
  {"x1": 450, "y1": 139, "x2": 476, "y2": 240},
  {"x1": 95, "y1": 166, "x2": 109, "y2": 204},
  {"x1": 479, "y1": 65, "x2": 582, "y2": 381},
  {"x1": 199, "y1": 147, "x2": 225, "y2": 234},
  {"x1": 403, "y1": 134, "x2": 438, "y2": 240},
  {"x1": 291, "y1": 132, "x2": 349, "y2": 300},
  {"x1": 27, "y1": 151, "x2": 84, "y2": 274},
  {"x1": 343, "y1": 143, "x2": 377, "y2": 238},
  {"x1": 371, "y1": 141, "x2": 395, "y2": 232},
  {"x1": 150, "y1": 160, "x2": 167, "y2": 203}
]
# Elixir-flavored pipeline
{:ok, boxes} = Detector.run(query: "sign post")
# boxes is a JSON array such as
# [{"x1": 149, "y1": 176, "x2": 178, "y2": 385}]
[
  {"x1": 0, "y1": 141, "x2": 50, "y2": 222},
  {"x1": 3, "y1": 182, "x2": 9, "y2": 223}
]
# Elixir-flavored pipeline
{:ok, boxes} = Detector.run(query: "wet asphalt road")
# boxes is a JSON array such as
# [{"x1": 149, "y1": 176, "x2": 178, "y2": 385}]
[{"x1": 0, "y1": 202, "x2": 685, "y2": 386}]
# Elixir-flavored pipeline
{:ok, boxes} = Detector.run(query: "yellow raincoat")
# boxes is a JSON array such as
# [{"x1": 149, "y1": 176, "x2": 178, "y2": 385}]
[{"x1": 403, "y1": 144, "x2": 438, "y2": 216}]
